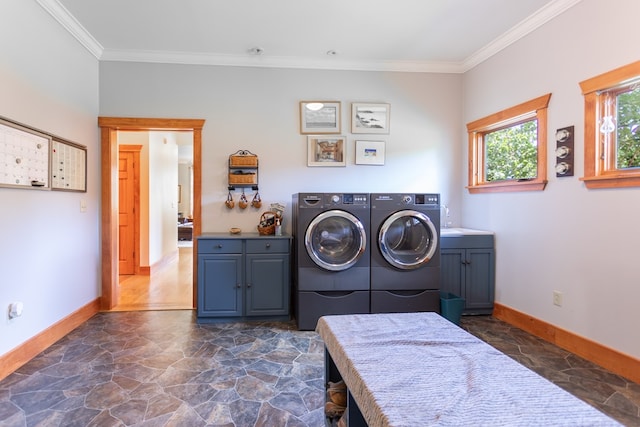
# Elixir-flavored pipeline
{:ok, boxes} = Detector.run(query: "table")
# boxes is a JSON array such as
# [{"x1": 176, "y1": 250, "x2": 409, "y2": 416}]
[{"x1": 316, "y1": 312, "x2": 621, "y2": 427}]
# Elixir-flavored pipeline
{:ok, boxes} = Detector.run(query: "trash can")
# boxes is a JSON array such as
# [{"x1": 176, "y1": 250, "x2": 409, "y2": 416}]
[{"x1": 439, "y1": 292, "x2": 465, "y2": 325}]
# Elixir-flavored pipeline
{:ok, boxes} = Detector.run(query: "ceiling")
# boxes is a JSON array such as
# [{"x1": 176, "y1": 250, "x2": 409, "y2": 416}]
[{"x1": 38, "y1": 0, "x2": 580, "y2": 73}]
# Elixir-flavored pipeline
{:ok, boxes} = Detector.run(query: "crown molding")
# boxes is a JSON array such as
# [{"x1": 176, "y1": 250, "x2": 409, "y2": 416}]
[
  {"x1": 38, "y1": 0, "x2": 582, "y2": 73},
  {"x1": 99, "y1": 49, "x2": 466, "y2": 73},
  {"x1": 462, "y1": 0, "x2": 583, "y2": 72},
  {"x1": 36, "y1": 0, "x2": 103, "y2": 58}
]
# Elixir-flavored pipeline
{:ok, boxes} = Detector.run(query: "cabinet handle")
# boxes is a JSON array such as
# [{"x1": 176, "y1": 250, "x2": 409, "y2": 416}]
[
  {"x1": 247, "y1": 283, "x2": 252, "y2": 288},
  {"x1": 462, "y1": 260, "x2": 471, "y2": 265},
  {"x1": 236, "y1": 284, "x2": 241, "y2": 288},
  {"x1": 265, "y1": 243, "x2": 271, "y2": 248},
  {"x1": 217, "y1": 244, "x2": 223, "y2": 249}
]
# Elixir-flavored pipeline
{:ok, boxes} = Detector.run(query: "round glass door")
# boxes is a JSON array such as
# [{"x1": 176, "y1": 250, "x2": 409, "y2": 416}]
[
  {"x1": 378, "y1": 210, "x2": 437, "y2": 270},
  {"x1": 305, "y1": 210, "x2": 366, "y2": 271}
]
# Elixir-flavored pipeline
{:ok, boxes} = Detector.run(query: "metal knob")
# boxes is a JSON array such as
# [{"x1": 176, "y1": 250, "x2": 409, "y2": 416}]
[
  {"x1": 266, "y1": 243, "x2": 271, "y2": 248},
  {"x1": 217, "y1": 244, "x2": 223, "y2": 248},
  {"x1": 247, "y1": 283, "x2": 252, "y2": 288}
]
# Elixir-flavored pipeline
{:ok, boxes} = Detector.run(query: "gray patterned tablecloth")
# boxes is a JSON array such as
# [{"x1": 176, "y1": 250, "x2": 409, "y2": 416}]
[{"x1": 316, "y1": 312, "x2": 621, "y2": 427}]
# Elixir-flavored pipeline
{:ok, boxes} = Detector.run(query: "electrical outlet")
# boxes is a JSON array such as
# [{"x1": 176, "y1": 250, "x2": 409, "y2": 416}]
[{"x1": 553, "y1": 291, "x2": 563, "y2": 307}]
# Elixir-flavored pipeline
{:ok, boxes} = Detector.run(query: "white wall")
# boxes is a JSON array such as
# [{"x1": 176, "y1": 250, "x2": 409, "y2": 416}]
[
  {"x1": 0, "y1": 1, "x2": 100, "y2": 356},
  {"x1": 462, "y1": 0, "x2": 640, "y2": 358},
  {"x1": 99, "y1": 65, "x2": 463, "y2": 234},
  {"x1": 148, "y1": 131, "x2": 179, "y2": 264}
]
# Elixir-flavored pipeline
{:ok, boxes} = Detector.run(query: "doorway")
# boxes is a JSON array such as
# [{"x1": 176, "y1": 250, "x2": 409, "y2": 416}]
[{"x1": 98, "y1": 117, "x2": 205, "y2": 311}]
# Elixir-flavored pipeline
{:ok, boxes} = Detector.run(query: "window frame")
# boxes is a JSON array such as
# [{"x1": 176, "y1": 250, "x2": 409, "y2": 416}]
[
  {"x1": 466, "y1": 94, "x2": 551, "y2": 194},
  {"x1": 579, "y1": 60, "x2": 640, "y2": 189}
]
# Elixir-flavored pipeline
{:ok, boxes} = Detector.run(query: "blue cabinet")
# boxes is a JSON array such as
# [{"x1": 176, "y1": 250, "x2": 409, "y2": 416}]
[
  {"x1": 197, "y1": 234, "x2": 291, "y2": 322},
  {"x1": 440, "y1": 233, "x2": 495, "y2": 315}
]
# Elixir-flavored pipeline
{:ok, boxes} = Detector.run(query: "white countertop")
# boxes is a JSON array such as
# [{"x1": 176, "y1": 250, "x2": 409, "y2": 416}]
[{"x1": 440, "y1": 227, "x2": 494, "y2": 236}]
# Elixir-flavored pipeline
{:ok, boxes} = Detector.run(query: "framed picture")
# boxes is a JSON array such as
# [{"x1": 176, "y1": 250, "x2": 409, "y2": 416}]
[
  {"x1": 300, "y1": 101, "x2": 341, "y2": 134},
  {"x1": 351, "y1": 103, "x2": 390, "y2": 134},
  {"x1": 355, "y1": 140, "x2": 385, "y2": 165},
  {"x1": 307, "y1": 135, "x2": 346, "y2": 167}
]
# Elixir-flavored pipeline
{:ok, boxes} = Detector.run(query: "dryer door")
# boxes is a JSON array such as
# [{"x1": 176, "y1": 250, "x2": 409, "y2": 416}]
[
  {"x1": 378, "y1": 210, "x2": 437, "y2": 270},
  {"x1": 305, "y1": 210, "x2": 366, "y2": 271}
]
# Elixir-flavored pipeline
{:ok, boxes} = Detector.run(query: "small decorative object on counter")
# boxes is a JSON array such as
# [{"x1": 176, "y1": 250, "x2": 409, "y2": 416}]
[
  {"x1": 270, "y1": 202, "x2": 285, "y2": 219},
  {"x1": 275, "y1": 218, "x2": 282, "y2": 236},
  {"x1": 229, "y1": 227, "x2": 241, "y2": 234},
  {"x1": 257, "y1": 211, "x2": 277, "y2": 235},
  {"x1": 239, "y1": 191, "x2": 248, "y2": 209},
  {"x1": 225, "y1": 191, "x2": 235, "y2": 209}
]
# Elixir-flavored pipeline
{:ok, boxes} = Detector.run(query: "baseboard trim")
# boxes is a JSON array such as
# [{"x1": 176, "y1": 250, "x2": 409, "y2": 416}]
[
  {"x1": 493, "y1": 302, "x2": 640, "y2": 384},
  {"x1": 0, "y1": 298, "x2": 100, "y2": 382}
]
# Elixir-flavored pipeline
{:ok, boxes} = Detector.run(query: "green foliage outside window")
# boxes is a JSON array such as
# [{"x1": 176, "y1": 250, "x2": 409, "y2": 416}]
[
  {"x1": 616, "y1": 86, "x2": 640, "y2": 169},
  {"x1": 484, "y1": 121, "x2": 538, "y2": 181}
]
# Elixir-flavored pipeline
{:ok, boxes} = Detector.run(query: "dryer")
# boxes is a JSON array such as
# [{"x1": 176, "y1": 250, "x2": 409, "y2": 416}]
[
  {"x1": 370, "y1": 193, "x2": 440, "y2": 313},
  {"x1": 292, "y1": 193, "x2": 370, "y2": 330}
]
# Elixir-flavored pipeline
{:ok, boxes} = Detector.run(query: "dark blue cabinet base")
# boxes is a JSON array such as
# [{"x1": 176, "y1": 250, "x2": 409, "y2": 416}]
[
  {"x1": 440, "y1": 233, "x2": 495, "y2": 315},
  {"x1": 197, "y1": 233, "x2": 291, "y2": 323}
]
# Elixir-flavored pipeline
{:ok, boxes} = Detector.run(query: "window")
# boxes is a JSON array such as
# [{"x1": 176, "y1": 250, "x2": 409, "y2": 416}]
[
  {"x1": 580, "y1": 60, "x2": 640, "y2": 189},
  {"x1": 466, "y1": 94, "x2": 551, "y2": 193}
]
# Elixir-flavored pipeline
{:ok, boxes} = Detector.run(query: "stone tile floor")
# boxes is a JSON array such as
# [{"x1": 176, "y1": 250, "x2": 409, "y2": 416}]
[
  {"x1": 460, "y1": 315, "x2": 640, "y2": 427},
  {"x1": 0, "y1": 311, "x2": 638, "y2": 426}
]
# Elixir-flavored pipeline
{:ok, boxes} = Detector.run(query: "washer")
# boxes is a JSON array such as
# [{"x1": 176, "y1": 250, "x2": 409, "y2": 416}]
[
  {"x1": 370, "y1": 193, "x2": 441, "y2": 313},
  {"x1": 292, "y1": 193, "x2": 370, "y2": 330}
]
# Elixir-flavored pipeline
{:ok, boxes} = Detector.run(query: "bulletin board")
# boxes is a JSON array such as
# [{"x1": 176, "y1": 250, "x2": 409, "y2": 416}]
[
  {"x1": 0, "y1": 116, "x2": 87, "y2": 192},
  {"x1": 0, "y1": 118, "x2": 51, "y2": 189},
  {"x1": 51, "y1": 139, "x2": 87, "y2": 192}
]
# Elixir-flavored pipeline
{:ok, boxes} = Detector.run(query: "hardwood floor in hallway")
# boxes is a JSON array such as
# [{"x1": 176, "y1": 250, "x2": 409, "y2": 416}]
[{"x1": 113, "y1": 245, "x2": 193, "y2": 311}]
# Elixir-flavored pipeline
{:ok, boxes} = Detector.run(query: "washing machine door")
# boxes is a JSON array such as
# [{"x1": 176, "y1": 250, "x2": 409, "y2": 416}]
[
  {"x1": 378, "y1": 210, "x2": 438, "y2": 270},
  {"x1": 305, "y1": 210, "x2": 366, "y2": 271}
]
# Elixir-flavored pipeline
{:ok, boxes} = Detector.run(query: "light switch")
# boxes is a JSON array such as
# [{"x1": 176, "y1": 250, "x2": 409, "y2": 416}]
[{"x1": 80, "y1": 200, "x2": 87, "y2": 212}]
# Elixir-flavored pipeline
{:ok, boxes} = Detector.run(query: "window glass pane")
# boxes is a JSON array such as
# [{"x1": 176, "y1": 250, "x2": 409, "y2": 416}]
[
  {"x1": 616, "y1": 85, "x2": 640, "y2": 169},
  {"x1": 485, "y1": 120, "x2": 538, "y2": 181}
]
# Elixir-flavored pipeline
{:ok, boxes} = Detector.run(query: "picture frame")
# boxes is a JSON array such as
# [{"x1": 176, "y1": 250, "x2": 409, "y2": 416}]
[
  {"x1": 300, "y1": 101, "x2": 341, "y2": 134},
  {"x1": 355, "y1": 140, "x2": 385, "y2": 165},
  {"x1": 351, "y1": 103, "x2": 390, "y2": 134},
  {"x1": 307, "y1": 135, "x2": 346, "y2": 167}
]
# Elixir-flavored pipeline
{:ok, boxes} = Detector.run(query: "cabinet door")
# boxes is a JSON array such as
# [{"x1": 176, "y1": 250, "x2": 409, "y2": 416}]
[
  {"x1": 198, "y1": 254, "x2": 243, "y2": 317},
  {"x1": 465, "y1": 248, "x2": 495, "y2": 312},
  {"x1": 245, "y1": 253, "x2": 290, "y2": 316},
  {"x1": 440, "y1": 248, "x2": 465, "y2": 297}
]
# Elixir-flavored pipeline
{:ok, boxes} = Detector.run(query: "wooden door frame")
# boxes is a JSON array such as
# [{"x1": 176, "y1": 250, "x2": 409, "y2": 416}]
[{"x1": 99, "y1": 117, "x2": 204, "y2": 310}]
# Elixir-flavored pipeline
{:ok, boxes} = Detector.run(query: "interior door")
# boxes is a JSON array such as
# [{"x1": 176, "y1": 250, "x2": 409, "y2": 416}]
[{"x1": 118, "y1": 149, "x2": 137, "y2": 275}]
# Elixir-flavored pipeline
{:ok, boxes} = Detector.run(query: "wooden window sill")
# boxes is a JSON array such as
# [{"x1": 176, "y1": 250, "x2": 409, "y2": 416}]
[
  {"x1": 467, "y1": 180, "x2": 547, "y2": 194},
  {"x1": 580, "y1": 174, "x2": 640, "y2": 189}
]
